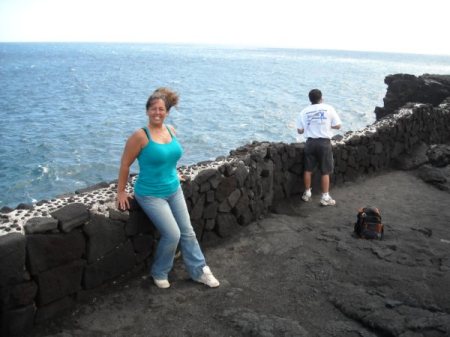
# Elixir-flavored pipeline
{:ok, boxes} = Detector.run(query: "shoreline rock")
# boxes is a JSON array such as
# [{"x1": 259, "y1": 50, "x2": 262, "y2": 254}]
[{"x1": 374, "y1": 73, "x2": 450, "y2": 120}]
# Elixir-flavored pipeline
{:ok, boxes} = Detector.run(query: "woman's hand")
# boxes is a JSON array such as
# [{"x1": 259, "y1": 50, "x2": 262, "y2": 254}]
[{"x1": 117, "y1": 191, "x2": 133, "y2": 211}]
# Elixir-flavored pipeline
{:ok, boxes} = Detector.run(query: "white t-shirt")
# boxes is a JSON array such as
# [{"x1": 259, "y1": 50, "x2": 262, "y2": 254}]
[{"x1": 296, "y1": 103, "x2": 342, "y2": 139}]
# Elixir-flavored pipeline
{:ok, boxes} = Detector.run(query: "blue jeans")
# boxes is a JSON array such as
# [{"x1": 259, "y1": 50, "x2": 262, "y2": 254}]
[{"x1": 135, "y1": 187, "x2": 206, "y2": 280}]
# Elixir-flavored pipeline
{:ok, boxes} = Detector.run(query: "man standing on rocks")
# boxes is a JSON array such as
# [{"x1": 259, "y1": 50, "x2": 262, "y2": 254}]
[{"x1": 297, "y1": 89, "x2": 342, "y2": 206}]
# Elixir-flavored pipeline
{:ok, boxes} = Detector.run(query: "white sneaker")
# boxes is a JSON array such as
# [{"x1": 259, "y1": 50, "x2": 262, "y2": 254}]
[
  {"x1": 302, "y1": 190, "x2": 312, "y2": 202},
  {"x1": 320, "y1": 196, "x2": 336, "y2": 206},
  {"x1": 153, "y1": 278, "x2": 170, "y2": 289},
  {"x1": 195, "y1": 266, "x2": 220, "y2": 288}
]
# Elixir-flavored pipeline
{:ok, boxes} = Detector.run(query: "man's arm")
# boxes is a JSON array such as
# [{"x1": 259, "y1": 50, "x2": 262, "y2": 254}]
[{"x1": 331, "y1": 109, "x2": 342, "y2": 130}]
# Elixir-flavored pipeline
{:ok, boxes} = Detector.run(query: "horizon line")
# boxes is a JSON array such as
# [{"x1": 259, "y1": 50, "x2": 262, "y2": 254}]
[{"x1": 1, "y1": 41, "x2": 450, "y2": 58}]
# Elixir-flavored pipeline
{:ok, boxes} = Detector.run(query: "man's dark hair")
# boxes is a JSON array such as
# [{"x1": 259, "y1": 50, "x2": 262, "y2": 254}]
[{"x1": 308, "y1": 89, "x2": 322, "y2": 104}]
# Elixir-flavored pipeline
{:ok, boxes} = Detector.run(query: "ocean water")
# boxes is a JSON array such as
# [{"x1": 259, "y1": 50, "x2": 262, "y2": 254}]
[{"x1": 1, "y1": 43, "x2": 450, "y2": 208}]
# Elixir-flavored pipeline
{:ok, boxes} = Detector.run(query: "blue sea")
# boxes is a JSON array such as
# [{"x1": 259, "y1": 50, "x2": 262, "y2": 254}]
[{"x1": 1, "y1": 43, "x2": 450, "y2": 208}]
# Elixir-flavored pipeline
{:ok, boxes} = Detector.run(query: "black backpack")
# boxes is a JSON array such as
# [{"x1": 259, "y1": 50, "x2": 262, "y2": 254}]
[{"x1": 354, "y1": 207, "x2": 384, "y2": 240}]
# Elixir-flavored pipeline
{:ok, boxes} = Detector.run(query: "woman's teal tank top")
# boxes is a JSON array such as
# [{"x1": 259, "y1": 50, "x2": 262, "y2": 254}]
[{"x1": 134, "y1": 126, "x2": 183, "y2": 197}]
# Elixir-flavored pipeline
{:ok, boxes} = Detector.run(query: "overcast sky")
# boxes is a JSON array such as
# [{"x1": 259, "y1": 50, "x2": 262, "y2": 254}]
[{"x1": 0, "y1": 0, "x2": 448, "y2": 55}]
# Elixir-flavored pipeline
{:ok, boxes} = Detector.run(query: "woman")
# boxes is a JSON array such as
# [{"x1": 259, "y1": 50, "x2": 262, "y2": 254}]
[{"x1": 116, "y1": 88, "x2": 220, "y2": 289}]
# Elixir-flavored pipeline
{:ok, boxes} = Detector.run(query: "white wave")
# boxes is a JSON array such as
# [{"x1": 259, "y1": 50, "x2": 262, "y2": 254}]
[{"x1": 38, "y1": 165, "x2": 49, "y2": 174}]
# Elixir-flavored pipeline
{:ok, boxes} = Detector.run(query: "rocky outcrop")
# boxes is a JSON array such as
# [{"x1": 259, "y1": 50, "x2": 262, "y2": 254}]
[
  {"x1": 417, "y1": 144, "x2": 450, "y2": 192},
  {"x1": 394, "y1": 143, "x2": 450, "y2": 192},
  {"x1": 375, "y1": 74, "x2": 450, "y2": 120}
]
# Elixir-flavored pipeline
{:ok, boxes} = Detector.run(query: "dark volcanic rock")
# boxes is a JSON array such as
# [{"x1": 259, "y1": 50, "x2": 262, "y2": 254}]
[
  {"x1": 393, "y1": 142, "x2": 429, "y2": 170},
  {"x1": 26, "y1": 230, "x2": 85, "y2": 274},
  {"x1": 418, "y1": 165, "x2": 447, "y2": 183},
  {"x1": 16, "y1": 203, "x2": 34, "y2": 210},
  {"x1": 84, "y1": 212, "x2": 126, "y2": 263},
  {"x1": 330, "y1": 282, "x2": 450, "y2": 336},
  {"x1": 1, "y1": 281, "x2": 38, "y2": 309},
  {"x1": 24, "y1": 217, "x2": 59, "y2": 234},
  {"x1": 50, "y1": 203, "x2": 89, "y2": 232},
  {"x1": 419, "y1": 165, "x2": 450, "y2": 191},
  {"x1": 221, "y1": 308, "x2": 310, "y2": 336},
  {"x1": 375, "y1": 74, "x2": 450, "y2": 119},
  {"x1": 427, "y1": 144, "x2": 450, "y2": 167},
  {"x1": 0, "y1": 206, "x2": 14, "y2": 214},
  {"x1": 418, "y1": 144, "x2": 450, "y2": 191},
  {"x1": 0, "y1": 233, "x2": 26, "y2": 286},
  {"x1": 35, "y1": 259, "x2": 85, "y2": 305},
  {"x1": 1, "y1": 304, "x2": 35, "y2": 337}
]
